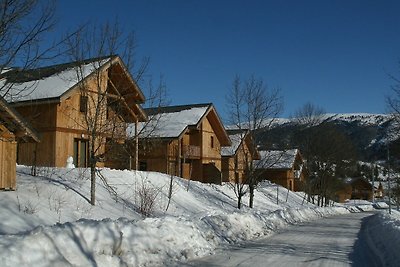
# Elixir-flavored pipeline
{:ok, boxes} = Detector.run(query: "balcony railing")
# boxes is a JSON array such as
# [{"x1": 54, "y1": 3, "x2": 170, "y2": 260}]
[{"x1": 182, "y1": 145, "x2": 201, "y2": 159}]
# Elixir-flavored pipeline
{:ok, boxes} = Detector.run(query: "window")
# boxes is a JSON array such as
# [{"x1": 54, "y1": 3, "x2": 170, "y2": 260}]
[
  {"x1": 80, "y1": 95, "x2": 88, "y2": 113},
  {"x1": 210, "y1": 136, "x2": 214, "y2": 148},
  {"x1": 73, "y1": 139, "x2": 88, "y2": 167}
]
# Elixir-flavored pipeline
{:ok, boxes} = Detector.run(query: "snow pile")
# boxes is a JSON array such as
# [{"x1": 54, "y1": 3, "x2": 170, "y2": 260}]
[
  {"x1": 360, "y1": 211, "x2": 400, "y2": 266},
  {"x1": 0, "y1": 216, "x2": 212, "y2": 267},
  {"x1": 0, "y1": 166, "x2": 352, "y2": 266},
  {"x1": 373, "y1": 201, "x2": 389, "y2": 209},
  {"x1": 343, "y1": 199, "x2": 375, "y2": 212}
]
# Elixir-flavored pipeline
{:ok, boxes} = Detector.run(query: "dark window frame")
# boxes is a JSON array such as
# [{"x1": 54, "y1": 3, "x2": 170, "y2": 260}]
[{"x1": 80, "y1": 95, "x2": 88, "y2": 113}]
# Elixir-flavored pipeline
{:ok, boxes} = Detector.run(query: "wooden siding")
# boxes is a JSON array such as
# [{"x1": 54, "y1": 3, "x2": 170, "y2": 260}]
[
  {"x1": 15, "y1": 102, "x2": 57, "y2": 130},
  {"x1": 14, "y1": 69, "x2": 128, "y2": 168},
  {"x1": 221, "y1": 138, "x2": 252, "y2": 183},
  {"x1": 200, "y1": 117, "x2": 222, "y2": 174},
  {"x1": 0, "y1": 138, "x2": 17, "y2": 190},
  {"x1": 257, "y1": 150, "x2": 307, "y2": 192},
  {"x1": 18, "y1": 131, "x2": 56, "y2": 166}
]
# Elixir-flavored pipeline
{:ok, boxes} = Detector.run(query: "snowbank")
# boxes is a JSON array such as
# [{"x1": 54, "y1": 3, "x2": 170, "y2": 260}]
[
  {"x1": 0, "y1": 166, "x2": 353, "y2": 266},
  {"x1": 356, "y1": 211, "x2": 400, "y2": 266}
]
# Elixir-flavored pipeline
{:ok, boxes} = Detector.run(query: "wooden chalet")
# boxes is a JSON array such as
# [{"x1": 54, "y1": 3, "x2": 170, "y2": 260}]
[
  {"x1": 255, "y1": 149, "x2": 306, "y2": 191},
  {"x1": 132, "y1": 103, "x2": 231, "y2": 184},
  {"x1": 335, "y1": 177, "x2": 373, "y2": 203},
  {"x1": 0, "y1": 97, "x2": 39, "y2": 190},
  {"x1": 373, "y1": 181, "x2": 384, "y2": 199},
  {"x1": 1, "y1": 55, "x2": 146, "y2": 168},
  {"x1": 221, "y1": 129, "x2": 260, "y2": 183}
]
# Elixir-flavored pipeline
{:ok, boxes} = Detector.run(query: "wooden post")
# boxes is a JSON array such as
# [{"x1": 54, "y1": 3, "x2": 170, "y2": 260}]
[
  {"x1": 134, "y1": 119, "x2": 138, "y2": 170},
  {"x1": 177, "y1": 139, "x2": 182, "y2": 177}
]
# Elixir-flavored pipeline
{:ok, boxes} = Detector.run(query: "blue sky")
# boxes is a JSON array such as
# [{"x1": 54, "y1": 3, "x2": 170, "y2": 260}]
[{"x1": 54, "y1": 0, "x2": 400, "y2": 120}]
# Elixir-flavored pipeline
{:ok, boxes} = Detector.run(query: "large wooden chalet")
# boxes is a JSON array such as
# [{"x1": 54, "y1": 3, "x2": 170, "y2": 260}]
[
  {"x1": 132, "y1": 103, "x2": 231, "y2": 184},
  {"x1": 0, "y1": 97, "x2": 39, "y2": 190},
  {"x1": 2, "y1": 55, "x2": 146, "y2": 168},
  {"x1": 255, "y1": 149, "x2": 306, "y2": 191},
  {"x1": 221, "y1": 129, "x2": 260, "y2": 183}
]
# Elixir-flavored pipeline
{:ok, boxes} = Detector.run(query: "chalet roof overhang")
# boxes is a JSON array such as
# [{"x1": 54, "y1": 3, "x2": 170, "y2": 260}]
[
  {"x1": 5, "y1": 55, "x2": 147, "y2": 123},
  {"x1": 105, "y1": 57, "x2": 147, "y2": 122},
  {"x1": 234, "y1": 130, "x2": 261, "y2": 160},
  {"x1": 196, "y1": 105, "x2": 231, "y2": 146},
  {"x1": 0, "y1": 97, "x2": 40, "y2": 142}
]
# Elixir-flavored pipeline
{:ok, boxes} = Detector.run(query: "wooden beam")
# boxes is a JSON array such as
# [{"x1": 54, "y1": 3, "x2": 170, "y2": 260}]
[{"x1": 107, "y1": 78, "x2": 139, "y2": 121}]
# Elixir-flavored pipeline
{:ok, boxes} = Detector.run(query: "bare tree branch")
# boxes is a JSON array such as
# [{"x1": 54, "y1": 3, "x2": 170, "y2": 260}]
[{"x1": 226, "y1": 75, "x2": 283, "y2": 208}]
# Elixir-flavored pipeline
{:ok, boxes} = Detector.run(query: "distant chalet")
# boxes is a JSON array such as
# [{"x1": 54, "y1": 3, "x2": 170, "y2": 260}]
[
  {"x1": 255, "y1": 149, "x2": 307, "y2": 191},
  {"x1": 128, "y1": 103, "x2": 231, "y2": 184}
]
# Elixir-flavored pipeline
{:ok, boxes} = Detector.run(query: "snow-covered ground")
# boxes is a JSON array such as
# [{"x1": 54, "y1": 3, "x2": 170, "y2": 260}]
[{"x1": 0, "y1": 166, "x2": 398, "y2": 266}]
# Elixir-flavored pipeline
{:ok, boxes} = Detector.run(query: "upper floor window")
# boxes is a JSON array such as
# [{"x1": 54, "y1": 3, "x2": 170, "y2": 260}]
[
  {"x1": 211, "y1": 136, "x2": 214, "y2": 148},
  {"x1": 80, "y1": 95, "x2": 88, "y2": 113}
]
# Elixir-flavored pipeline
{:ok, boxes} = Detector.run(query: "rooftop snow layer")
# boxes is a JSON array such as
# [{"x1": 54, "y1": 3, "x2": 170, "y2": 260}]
[
  {"x1": 221, "y1": 133, "x2": 244, "y2": 156},
  {"x1": 128, "y1": 105, "x2": 209, "y2": 138},
  {"x1": 2, "y1": 58, "x2": 111, "y2": 103},
  {"x1": 255, "y1": 149, "x2": 299, "y2": 169}
]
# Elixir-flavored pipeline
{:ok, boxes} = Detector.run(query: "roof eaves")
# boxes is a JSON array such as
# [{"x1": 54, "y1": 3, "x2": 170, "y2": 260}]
[
  {"x1": 0, "y1": 97, "x2": 40, "y2": 142},
  {"x1": 8, "y1": 97, "x2": 61, "y2": 107}
]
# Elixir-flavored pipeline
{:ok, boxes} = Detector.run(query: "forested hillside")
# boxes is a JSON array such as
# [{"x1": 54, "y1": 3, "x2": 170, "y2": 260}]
[{"x1": 256, "y1": 113, "x2": 398, "y2": 162}]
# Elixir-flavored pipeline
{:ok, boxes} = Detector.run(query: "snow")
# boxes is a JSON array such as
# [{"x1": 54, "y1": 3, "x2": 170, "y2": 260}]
[
  {"x1": 184, "y1": 212, "x2": 375, "y2": 266},
  {"x1": 357, "y1": 210, "x2": 400, "y2": 266},
  {"x1": 323, "y1": 113, "x2": 390, "y2": 126},
  {"x1": 258, "y1": 113, "x2": 392, "y2": 129},
  {"x1": 128, "y1": 106, "x2": 209, "y2": 138},
  {"x1": 0, "y1": 166, "x2": 399, "y2": 266},
  {"x1": 373, "y1": 202, "x2": 389, "y2": 209},
  {"x1": 221, "y1": 133, "x2": 244, "y2": 156},
  {"x1": 2, "y1": 59, "x2": 110, "y2": 103}
]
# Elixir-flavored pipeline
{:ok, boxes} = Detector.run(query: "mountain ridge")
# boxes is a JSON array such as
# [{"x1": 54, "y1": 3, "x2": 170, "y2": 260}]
[{"x1": 257, "y1": 113, "x2": 399, "y2": 161}]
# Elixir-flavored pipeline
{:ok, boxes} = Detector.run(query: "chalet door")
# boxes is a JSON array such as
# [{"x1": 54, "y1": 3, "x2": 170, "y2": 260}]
[{"x1": 73, "y1": 139, "x2": 88, "y2": 167}]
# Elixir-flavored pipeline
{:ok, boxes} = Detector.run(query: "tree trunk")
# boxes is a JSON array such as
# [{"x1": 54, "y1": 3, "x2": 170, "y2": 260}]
[
  {"x1": 90, "y1": 165, "x2": 96, "y2": 205},
  {"x1": 165, "y1": 174, "x2": 174, "y2": 211},
  {"x1": 237, "y1": 194, "x2": 242, "y2": 209},
  {"x1": 249, "y1": 184, "x2": 254, "y2": 208}
]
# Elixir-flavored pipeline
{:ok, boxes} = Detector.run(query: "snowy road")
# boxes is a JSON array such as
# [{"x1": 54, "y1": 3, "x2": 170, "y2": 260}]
[{"x1": 179, "y1": 212, "x2": 382, "y2": 267}]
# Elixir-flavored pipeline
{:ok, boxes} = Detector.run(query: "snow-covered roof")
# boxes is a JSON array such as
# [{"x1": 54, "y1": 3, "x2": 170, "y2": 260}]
[
  {"x1": 255, "y1": 149, "x2": 299, "y2": 169},
  {"x1": 128, "y1": 104, "x2": 210, "y2": 139},
  {"x1": 1, "y1": 57, "x2": 112, "y2": 103},
  {"x1": 221, "y1": 129, "x2": 247, "y2": 156}
]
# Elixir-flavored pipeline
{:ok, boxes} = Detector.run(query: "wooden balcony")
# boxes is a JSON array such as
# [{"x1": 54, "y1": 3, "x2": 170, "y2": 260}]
[{"x1": 182, "y1": 145, "x2": 200, "y2": 159}]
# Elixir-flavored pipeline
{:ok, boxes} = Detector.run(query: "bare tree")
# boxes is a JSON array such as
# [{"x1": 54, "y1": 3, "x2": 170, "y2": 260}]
[
  {"x1": 292, "y1": 102, "x2": 326, "y2": 127},
  {"x1": 0, "y1": 0, "x2": 55, "y2": 72},
  {"x1": 64, "y1": 22, "x2": 148, "y2": 205},
  {"x1": 292, "y1": 102, "x2": 326, "y2": 203},
  {"x1": 226, "y1": 75, "x2": 283, "y2": 208},
  {"x1": 0, "y1": 0, "x2": 81, "y2": 99},
  {"x1": 386, "y1": 68, "x2": 400, "y2": 121},
  {"x1": 125, "y1": 75, "x2": 169, "y2": 170},
  {"x1": 225, "y1": 131, "x2": 249, "y2": 209},
  {"x1": 293, "y1": 103, "x2": 355, "y2": 206}
]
